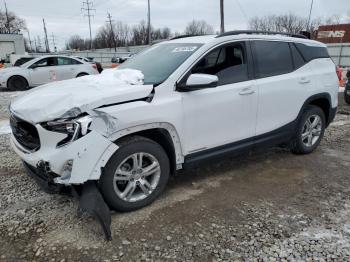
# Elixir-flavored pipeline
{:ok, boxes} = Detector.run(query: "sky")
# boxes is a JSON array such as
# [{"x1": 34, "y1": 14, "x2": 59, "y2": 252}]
[{"x1": 2, "y1": 0, "x2": 350, "y2": 50}]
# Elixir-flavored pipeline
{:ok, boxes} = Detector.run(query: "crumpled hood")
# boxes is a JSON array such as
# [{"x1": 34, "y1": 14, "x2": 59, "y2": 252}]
[{"x1": 10, "y1": 69, "x2": 153, "y2": 123}]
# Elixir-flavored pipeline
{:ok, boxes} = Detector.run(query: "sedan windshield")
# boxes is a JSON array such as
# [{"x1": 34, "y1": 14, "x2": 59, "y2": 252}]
[{"x1": 118, "y1": 43, "x2": 203, "y2": 85}]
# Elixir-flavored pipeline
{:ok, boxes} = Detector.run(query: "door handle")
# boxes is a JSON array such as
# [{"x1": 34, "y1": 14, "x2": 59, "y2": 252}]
[
  {"x1": 299, "y1": 78, "x2": 310, "y2": 84},
  {"x1": 239, "y1": 88, "x2": 255, "y2": 96}
]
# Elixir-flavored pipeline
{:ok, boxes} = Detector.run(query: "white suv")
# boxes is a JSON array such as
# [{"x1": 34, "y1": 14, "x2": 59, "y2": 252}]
[{"x1": 10, "y1": 31, "x2": 338, "y2": 214}]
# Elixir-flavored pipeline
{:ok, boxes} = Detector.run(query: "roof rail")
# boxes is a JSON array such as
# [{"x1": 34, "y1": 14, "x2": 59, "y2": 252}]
[
  {"x1": 170, "y1": 34, "x2": 204, "y2": 40},
  {"x1": 216, "y1": 30, "x2": 307, "y2": 39}
]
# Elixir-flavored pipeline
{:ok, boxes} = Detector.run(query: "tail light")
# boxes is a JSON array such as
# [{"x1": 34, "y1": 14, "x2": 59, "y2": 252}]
[{"x1": 92, "y1": 64, "x2": 98, "y2": 71}]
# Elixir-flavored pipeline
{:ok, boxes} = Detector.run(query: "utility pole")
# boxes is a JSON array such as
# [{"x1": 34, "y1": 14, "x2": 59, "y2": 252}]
[
  {"x1": 4, "y1": 1, "x2": 10, "y2": 33},
  {"x1": 107, "y1": 13, "x2": 117, "y2": 52},
  {"x1": 42, "y1": 19, "x2": 50, "y2": 53},
  {"x1": 51, "y1": 33, "x2": 57, "y2": 53},
  {"x1": 147, "y1": 0, "x2": 151, "y2": 45},
  {"x1": 33, "y1": 39, "x2": 38, "y2": 53},
  {"x1": 26, "y1": 30, "x2": 33, "y2": 52},
  {"x1": 307, "y1": 0, "x2": 314, "y2": 32},
  {"x1": 220, "y1": 0, "x2": 225, "y2": 34},
  {"x1": 82, "y1": 0, "x2": 95, "y2": 50}
]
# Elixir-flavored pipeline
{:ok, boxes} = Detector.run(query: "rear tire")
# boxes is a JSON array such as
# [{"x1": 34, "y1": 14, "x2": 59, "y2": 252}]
[
  {"x1": 99, "y1": 136, "x2": 170, "y2": 212},
  {"x1": 7, "y1": 76, "x2": 29, "y2": 90},
  {"x1": 290, "y1": 105, "x2": 326, "y2": 155}
]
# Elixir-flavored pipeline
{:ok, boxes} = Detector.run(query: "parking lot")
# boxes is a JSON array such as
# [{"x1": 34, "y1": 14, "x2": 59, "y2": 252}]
[{"x1": 0, "y1": 90, "x2": 348, "y2": 261}]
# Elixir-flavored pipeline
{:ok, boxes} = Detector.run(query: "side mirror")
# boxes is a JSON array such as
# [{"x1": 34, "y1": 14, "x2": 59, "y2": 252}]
[{"x1": 183, "y1": 73, "x2": 218, "y2": 90}]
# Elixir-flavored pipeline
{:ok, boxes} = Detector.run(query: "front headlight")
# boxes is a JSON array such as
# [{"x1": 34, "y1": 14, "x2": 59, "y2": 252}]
[{"x1": 42, "y1": 116, "x2": 92, "y2": 147}]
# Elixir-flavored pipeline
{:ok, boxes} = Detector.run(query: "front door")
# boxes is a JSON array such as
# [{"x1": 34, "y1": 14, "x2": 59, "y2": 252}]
[
  {"x1": 180, "y1": 42, "x2": 258, "y2": 155},
  {"x1": 29, "y1": 57, "x2": 57, "y2": 86}
]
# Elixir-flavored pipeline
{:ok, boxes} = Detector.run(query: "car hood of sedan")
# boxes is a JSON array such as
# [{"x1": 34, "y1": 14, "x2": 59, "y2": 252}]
[{"x1": 10, "y1": 69, "x2": 153, "y2": 123}]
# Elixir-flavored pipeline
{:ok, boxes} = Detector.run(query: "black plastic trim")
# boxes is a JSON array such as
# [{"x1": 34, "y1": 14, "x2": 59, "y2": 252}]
[{"x1": 184, "y1": 119, "x2": 296, "y2": 166}]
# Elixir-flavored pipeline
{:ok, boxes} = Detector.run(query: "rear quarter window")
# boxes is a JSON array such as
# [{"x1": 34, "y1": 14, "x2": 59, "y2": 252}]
[{"x1": 294, "y1": 43, "x2": 330, "y2": 62}]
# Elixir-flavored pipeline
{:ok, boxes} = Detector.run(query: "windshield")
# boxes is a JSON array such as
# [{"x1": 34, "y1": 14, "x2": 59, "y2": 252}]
[
  {"x1": 118, "y1": 43, "x2": 203, "y2": 85},
  {"x1": 20, "y1": 57, "x2": 41, "y2": 68}
]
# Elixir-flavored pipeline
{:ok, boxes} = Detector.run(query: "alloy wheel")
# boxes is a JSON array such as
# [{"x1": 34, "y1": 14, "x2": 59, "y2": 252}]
[
  {"x1": 301, "y1": 114, "x2": 322, "y2": 147},
  {"x1": 113, "y1": 152, "x2": 161, "y2": 202}
]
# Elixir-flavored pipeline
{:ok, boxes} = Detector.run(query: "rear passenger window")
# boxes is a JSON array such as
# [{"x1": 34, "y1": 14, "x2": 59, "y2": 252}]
[
  {"x1": 253, "y1": 41, "x2": 293, "y2": 78},
  {"x1": 290, "y1": 43, "x2": 305, "y2": 69}
]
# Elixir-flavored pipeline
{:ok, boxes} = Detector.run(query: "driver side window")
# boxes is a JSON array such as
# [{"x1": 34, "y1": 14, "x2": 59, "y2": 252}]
[{"x1": 191, "y1": 42, "x2": 249, "y2": 86}]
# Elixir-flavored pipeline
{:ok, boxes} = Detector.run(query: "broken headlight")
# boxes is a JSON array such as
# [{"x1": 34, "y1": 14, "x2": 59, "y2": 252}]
[{"x1": 42, "y1": 116, "x2": 92, "y2": 147}]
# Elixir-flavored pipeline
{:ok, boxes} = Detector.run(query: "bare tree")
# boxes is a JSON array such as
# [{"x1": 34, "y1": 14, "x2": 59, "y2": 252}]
[
  {"x1": 66, "y1": 35, "x2": 86, "y2": 50},
  {"x1": 249, "y1": 13, "x2": 308, "y2": 34},
  {"x1": 0, "y1": 10, "x2": 26, "y2": 33},
  {"x1": 249, "y1": 12, "x2": 350, "y2": 40},
  {"x1": 184, "y1": 20, "x2": 214, "y2": 35},
  {"x1": 131, "y1": 20, "x2": 149, "y2": 45},
  {"x1": 324, "y1": 15, "x2": 341, "y2": 25}
]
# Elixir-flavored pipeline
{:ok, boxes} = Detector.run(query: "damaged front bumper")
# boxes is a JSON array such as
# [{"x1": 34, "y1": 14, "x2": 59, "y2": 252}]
[
  {"x1": 11, "y1": 126, "x2": 118, "y2": 185},
  {"x1": 21, "y1": 160, "x2": 112, "y2": 240},
  {"x1": 11, "y1": 124, "x2": 118, "y2": 240}
]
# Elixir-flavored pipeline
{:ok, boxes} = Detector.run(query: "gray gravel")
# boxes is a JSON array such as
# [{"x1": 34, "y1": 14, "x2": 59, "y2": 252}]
[{"x1": 0, "y1": 91, "x2": 350, "y2": 261}]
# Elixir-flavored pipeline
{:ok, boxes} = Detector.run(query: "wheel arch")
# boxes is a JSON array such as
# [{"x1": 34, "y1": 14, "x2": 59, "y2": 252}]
[
  {"x1": 109, "y1": 123, "x2": 184, "y2": 174},
  {"x1": 7, "y1": 75, "x2": 30, "y2": 89},
  {"x1": 301, "y1": 93, "x2": 332, "y2": 126},
  {"x1": 76, "y1": 72, "x2": 89, "y2": 77}
]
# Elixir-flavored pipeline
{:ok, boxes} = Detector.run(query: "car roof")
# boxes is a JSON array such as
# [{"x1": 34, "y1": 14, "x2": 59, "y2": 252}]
[{"x1": 166, "y1": 33, "x2": 325, "y2": 48}]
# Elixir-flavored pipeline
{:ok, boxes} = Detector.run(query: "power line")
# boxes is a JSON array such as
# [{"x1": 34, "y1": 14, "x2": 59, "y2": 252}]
[
  {"x1": 234, "y1": 0, "x2": 249, "y2": 24},
  {"x1": 81, "y1": 0, "x2": 96, "y2": 50},
  {"x1": 106, "y1": 12, "x2": 117, "y2": 51},
  {"x1": 42, "y1": 18, "x2": 50, "y2": 53}
]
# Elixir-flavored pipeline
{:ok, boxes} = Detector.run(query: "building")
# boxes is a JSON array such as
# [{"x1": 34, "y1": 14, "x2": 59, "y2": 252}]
[
  {"x1": 0, "y1": 33, "x2": 26, "y2": 61},
  {"x1": 316, "y1": 24, "x2": 350, "y2": 67}
]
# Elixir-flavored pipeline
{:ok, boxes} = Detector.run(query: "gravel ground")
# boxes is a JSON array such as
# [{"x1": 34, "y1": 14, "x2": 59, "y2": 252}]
[{"x1": 0, "y1": 91, "x2": 350, "y2": 261}]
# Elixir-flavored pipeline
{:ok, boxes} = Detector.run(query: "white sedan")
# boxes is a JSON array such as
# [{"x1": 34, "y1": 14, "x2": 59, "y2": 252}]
[{"x1": 0, "y1": 55, "x2": 99, "y2": 90}]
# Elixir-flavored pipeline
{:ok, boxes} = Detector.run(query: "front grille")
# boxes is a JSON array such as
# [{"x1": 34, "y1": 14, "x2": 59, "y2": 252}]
[{"x1": 10, "y1": 114, "x2": 40, "y2": 151}]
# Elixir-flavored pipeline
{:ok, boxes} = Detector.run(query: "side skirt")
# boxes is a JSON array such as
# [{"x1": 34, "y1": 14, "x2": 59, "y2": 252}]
[{"x1": 184, "y1": 120, "x2": 297, "y2": 167}]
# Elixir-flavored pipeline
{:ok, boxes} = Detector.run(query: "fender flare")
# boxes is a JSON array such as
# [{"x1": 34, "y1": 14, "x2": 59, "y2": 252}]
[
  {"x1": 297, "y1": 92, "x2": 333, "y2": 125},
  {"x1": 108, "y1": 122, "x2": 185, "y2": 166}
]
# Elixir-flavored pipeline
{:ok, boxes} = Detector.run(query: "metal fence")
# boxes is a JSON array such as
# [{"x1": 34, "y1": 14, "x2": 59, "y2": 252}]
[{"x1": 327, "y1": 44, "x2": 350, "y2": 67}]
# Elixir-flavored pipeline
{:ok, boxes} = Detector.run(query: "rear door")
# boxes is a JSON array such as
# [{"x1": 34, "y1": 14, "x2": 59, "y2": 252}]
[
  {"x1": 56, "y1": 57, "x2": 83, "y2": 80},
  {"x1": 252, "y1": 40, "x2": 311, "y2": 136}
]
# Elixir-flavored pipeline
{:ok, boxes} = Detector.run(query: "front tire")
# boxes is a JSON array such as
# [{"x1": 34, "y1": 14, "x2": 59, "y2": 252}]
[
  {"x1": 7, "y1": 76, "x2": 29, "y2": 90},
  {"x1": 99, "y1": 136, "x2": 170, "y2": 212},
  {"x1": 290, "y1": 105, "x2": 326, "y2": 155}
]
